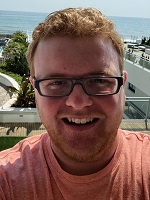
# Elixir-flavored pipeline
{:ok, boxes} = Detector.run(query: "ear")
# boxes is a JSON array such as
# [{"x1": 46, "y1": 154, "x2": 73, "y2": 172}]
[
  {"x1": 29, "y1": 76, "x2": 34, "y2": 87},
  {"x1": 122, "y1": 70, "x2": 128, "y2": 86}
]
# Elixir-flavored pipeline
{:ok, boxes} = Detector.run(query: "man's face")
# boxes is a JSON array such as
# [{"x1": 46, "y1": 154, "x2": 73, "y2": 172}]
[{"x1": 31, "y1": 36, "x2": 127, "y2": 162}]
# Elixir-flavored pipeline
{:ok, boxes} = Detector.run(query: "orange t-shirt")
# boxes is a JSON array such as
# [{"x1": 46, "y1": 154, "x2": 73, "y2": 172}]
[{"x1": 0, "y1": 130, "x2": 150, "y2": 200}]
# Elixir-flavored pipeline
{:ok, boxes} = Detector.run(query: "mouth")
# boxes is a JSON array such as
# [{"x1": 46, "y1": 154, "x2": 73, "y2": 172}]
[{"x1": 63, "y1": 117, "x2": 98, "y2": 126}]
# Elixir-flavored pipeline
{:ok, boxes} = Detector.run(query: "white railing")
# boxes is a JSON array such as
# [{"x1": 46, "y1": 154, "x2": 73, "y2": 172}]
[
  {"x1": 121, "y1": 35, "x2": 139, "y2": 43},
  {"x1": 124, "y1": 97, "x2": 150, "y2": 130},
  {"x1": 124, "y1": 51, "x2": 150, "y2": 70}
]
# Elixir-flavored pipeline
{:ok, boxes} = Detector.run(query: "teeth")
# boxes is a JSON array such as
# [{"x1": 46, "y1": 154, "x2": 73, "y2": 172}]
[{"x1": 67, "y1": 118, "x2": 94, "y2": 124}]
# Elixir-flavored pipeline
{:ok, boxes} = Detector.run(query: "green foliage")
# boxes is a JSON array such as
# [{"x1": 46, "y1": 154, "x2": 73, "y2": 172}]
[
  {"x1": 7, "y1": 74, "x2": 36, "y2": 107},
  {"x1": 141, "y1": 37, "x2": 146, "y2": 45},
  {"x1": 0, "y1": 137, "x2": 26, "y2": 151},
  {"x1": 12, "y1": 31, "x2": 28, "y2": 47},
  {"x1": 141, "y1": 36, "x2": 150, "y2": 46},
  {"x1": 146, "y1": 37, "x2": 150, "y2": 46},
  {"x1": 2, "y1": 31, "x2": 29, "y2": 76},
  {"x1": 0, "y1": 66, "x2": 22, "y2": 84}
]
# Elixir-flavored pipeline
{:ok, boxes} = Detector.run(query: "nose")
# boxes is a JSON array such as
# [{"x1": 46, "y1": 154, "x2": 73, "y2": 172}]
[{"x1": 65, "y1": 84, "x2": 93, "y2": 109}]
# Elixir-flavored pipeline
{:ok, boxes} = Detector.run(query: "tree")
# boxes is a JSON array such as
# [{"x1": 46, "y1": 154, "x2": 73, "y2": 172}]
[
  {"x1": 11, "y1": 31, "x2": 28, "y2": 46},
  {"x1": 146, "y1": 37, "x2": 150, "y2": 46},
  {"x1": 2, "y1": 31, "x2": 29, "y2": 75},
  {"x1": 141, "y1": 37, "x2": 146, "y2": 45}
]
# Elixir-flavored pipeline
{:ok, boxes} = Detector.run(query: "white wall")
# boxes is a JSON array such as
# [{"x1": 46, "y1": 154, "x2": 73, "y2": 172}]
[
  {"x1": 124, "y1": 59, "x2": 150, "y2": 96},
  {"x1": 0, "y1": 72, "x2": 19, "y2": 90}
]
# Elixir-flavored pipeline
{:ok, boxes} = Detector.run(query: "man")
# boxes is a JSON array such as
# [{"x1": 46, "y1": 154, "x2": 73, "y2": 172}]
[{"x1": 0, "y1": 7, "x2": 150, "y2": 199}]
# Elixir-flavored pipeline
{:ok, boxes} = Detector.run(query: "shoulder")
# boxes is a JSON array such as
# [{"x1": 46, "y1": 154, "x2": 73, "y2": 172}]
[
  {"x1": 119, "y1": 129, "x2": 150, "y2": 142},
  {"x1": 0, "y1": 133, "x2": 52, "y2": 198},
  {"x1": 118, "y1": 129, "x2": 150, "y2": 187},
  {"x1": 118, "y1": 129, "x2": 150, "y2": 158},
  {"x1": 0, "y1": 132, "x2": 49, "y2": 166}
]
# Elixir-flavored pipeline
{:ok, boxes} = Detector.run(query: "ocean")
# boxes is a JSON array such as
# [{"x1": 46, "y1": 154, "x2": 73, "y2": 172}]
[{"x1": 0, "y1": 10, "x2": 150, "y2": 40}]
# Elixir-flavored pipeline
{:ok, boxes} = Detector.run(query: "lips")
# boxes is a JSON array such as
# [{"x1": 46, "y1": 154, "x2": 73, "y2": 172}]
[
  {"x1": 62, "y1": 117, "x2": 99, "y2": 126},
  {"x1": 61, "y1": 117, "x2": 99, "y2": 132}
]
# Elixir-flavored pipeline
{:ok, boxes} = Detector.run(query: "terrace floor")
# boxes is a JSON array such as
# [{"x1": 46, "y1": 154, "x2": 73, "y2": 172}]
[{"x1": 0, "y1": 120, "x2": 150, "y2": 137}]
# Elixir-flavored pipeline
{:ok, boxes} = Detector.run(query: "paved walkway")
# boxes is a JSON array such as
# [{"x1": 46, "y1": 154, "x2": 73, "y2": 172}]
[{"x1": 0, "y1": 83, "x2": 11, "y2": 107}]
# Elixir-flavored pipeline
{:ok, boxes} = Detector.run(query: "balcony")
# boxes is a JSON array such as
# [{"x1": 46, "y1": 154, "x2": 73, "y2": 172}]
[
  {"x1": 0, "y1": 96, "x2": 149, "y2": 137},
  {"x1": 0, "y1": 48, "x2": 150, "y2": 137}
]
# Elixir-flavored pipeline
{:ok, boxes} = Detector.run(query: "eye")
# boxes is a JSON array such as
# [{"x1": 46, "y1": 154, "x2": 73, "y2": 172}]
[
  {"x1": 40, "y1": 79, "x2": 69, "y2": 90},
  {"x1": 93, "y1": 78, "x2": 115, "y2": 85},
  {"x1": 51, "y1": 80, "x2": 64, "y2": 85},
  {"x1": 41, "y1": 79, "x2": 63, "y2": 86},
  {"x1": 93, "y1": 78, "x2": 105, "y2": 83},
  {"x1": 90, "y1": 78, "x2": 109, "y2": 85}
]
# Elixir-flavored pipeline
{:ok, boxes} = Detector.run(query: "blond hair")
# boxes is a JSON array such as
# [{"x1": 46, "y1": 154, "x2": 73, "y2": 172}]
[{"x1": 27, "y1": 8, "x2": 124, "y2": 76}]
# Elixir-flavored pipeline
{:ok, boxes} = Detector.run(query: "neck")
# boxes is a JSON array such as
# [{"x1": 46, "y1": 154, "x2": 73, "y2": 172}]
[{"x1": 51, "y1": 135, "x2": 119, "y2": 176}]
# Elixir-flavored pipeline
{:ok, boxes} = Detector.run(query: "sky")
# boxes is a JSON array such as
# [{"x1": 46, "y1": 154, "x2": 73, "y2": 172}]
[{"x1": 0, "y1": 0, "x2": 150, "y2": 18}]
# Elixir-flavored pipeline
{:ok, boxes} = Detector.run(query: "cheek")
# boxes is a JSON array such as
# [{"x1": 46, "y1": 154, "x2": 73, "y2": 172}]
[
  {"x1": 35, "y1": 94, "x2": 61, "y2": 118},
  {"x1": 102, "y1": 100, "x2": 117, "y2": 115},
  {"x1": 97, "y1": 94, "x2": 125, "y2": 115}
]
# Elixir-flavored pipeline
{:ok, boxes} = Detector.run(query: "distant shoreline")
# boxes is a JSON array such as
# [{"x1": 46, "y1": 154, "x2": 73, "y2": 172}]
[{"x1": 0, "y1": 34, "x2": 12, "y2": 39}]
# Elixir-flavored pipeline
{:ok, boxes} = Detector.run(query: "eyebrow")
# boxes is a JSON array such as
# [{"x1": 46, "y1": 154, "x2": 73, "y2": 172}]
[{"x1": 35, "y1": 70, "x2": 116, "y2": 79}]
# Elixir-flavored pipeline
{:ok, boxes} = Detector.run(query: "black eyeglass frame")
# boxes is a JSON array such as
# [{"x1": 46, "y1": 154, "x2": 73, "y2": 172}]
[{"x1": 33, "y1": 75, "x2": 124, "y2": 97}]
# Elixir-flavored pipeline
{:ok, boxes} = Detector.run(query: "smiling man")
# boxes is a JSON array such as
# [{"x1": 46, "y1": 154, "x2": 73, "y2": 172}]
[
  {"x1": 0, "y1": 8, "x2": 150, "y2": 200},
  {"x1": 31, "y1": 36, "x2": 125, "y2": 176}
]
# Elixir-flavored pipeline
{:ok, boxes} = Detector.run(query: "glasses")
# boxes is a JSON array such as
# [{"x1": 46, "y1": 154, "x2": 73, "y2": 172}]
[{"x1": 33, "y1": 75, "x2": 124, "y2": 97}]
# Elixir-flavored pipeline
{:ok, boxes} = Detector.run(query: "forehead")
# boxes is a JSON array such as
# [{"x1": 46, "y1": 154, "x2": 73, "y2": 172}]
[{"x1": 33, "y1": 36, "x2": 120, "y2": 78}]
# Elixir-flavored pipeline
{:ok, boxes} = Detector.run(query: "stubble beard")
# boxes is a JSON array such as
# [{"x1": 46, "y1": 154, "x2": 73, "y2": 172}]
[
  {"x1": 37, "y1": 96, "x2": 125, "y2": 163},
  {"x1": 44, "y1": 120, "x2": 120, "y2": 163}
]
